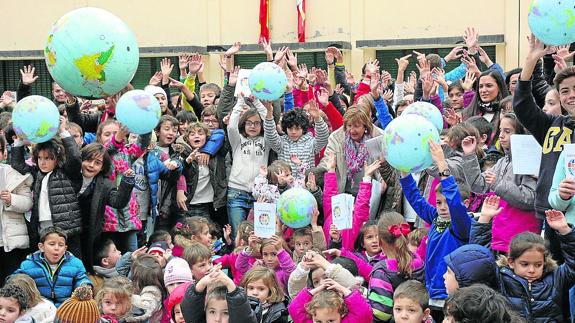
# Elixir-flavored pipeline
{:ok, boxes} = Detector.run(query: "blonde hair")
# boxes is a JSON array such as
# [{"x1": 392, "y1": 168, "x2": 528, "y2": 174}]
[
  {"x1": 173, "y1": 216, "x2": 211, "y2": 249},
  {"x1": 240, "y1": 267, "x2": 285, "y2": 303},
  {"x1": 305, "y1": 290, "x2": 347, "y2": 319},
  {"x1": 184, "y1": 122, "x2": 211, "y2": 143},
  {"x1": 343, "y1": 107, "x2": 373, "y2": 135},
  {"x1": 6, "y1": 274, "x2": 43, "y2": 308},
  {"x1": 95, "y1": 276, "x2": 133, "y2": 318},
  {"x1": 183, "y1": 242, "x2": 212, "y2": 267},
  {"x1": 378, "y1": 212, "x2": 414, "y2": 277}
]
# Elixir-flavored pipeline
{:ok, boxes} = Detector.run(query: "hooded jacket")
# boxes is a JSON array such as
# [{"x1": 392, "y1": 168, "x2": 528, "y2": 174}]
[{"x1": 443, "y1": 244, "x2": 497, "y2": 290}]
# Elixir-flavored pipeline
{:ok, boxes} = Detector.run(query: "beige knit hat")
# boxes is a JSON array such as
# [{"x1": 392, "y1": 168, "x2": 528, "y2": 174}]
[{"x1": 54, "y1": 285, "x2": 100, "y2": 323}]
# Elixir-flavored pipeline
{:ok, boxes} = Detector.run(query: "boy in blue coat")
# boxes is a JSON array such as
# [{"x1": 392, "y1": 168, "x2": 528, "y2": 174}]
[
  {"x1": 399, "y1": 140, "x2": 472, "y2": 320},
  {"x1": 13, "y1": 226, "x2": 91, "y2": 307}
]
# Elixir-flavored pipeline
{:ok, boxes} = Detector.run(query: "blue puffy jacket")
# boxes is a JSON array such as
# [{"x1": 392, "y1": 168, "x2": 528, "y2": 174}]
[
  {"x1": 14, "y1": 251, "x2": 91, "y2": 307},
  {"x1": 444, "y1": 244, "x2": 498, "y2": 290}
]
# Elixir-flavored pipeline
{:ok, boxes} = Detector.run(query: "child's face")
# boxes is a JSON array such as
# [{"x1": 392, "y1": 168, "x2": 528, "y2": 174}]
[
  {"x1": 293, "y1": 235, "x2": 313, "y2": 256},
  {"x1": 508, "y1": 248, "x2": 545, "y2": 282},
  {"x1": 443, "y1": 267, "x2": 459, "y2": 295},
  {"x1": 128, "y1": 133, "x2": 139, "y2": 145},
  {"x1": 103, "y1": 242, "x2": 122, "y2": 268},
  {"x1": 174, "y1": 304, "x2": 185, "y2": 323},
  {"x1": 286, "y1": 125, "x2": 303, "y2": 142},
  {"x1": 37, "y1": 150, "x2": 57, "y2": 173},
  {"x1": 244, "y1": 114, "x2": 262, "y2": 138},
  {"x1": 312, "y1": 308, "x2": 341, "y2": 323},
  {"x1": 192, "y1": 225, "x2": 212, "y2": 247},
  {"x1": 363, "y1": 226, "x2": 381, "y2": 256},
  {"x1": 150, "y1": 252, "x2": 167, "y2": 268},
  {"x1": 245, "y1": 279, "x2": 270, "y2": 303},
  {"x1": 82, "y1": 154, "x2": 104, "y2": 178},
  {"x1": 157, "y1": 122, "x2": 178, "y2": 146},
  {"x1": 187, "y1": 129, "x2": 207, "y2": 149},
  {"x1": 154, "y1": 94, "x2": 168, "y2": 111},
  {"x1": 448, "y1": 88, "x2": 463, "y2": 110},
  {"x1": 101, "y1": 292, "x2": 130, "y2": 318},
  {"x1": 202, "y1": 115, "x2": 220, "y2": 130},
  {"x1": 261, "y1": 244, "x2": 279, "y2": 269},
  {"x1": 498, "y1": 118, "x2": 515, "y2": 151},
  {"x1": 206, "y1": 298, "x2": 229, "y2": 323},
  {"x1": 0, "y1": 297, "x2": 22, "y2": 323},
  {"x1": 166, "y1": 282, "x2": 184, "y2": 295},
  {"x1": 179, "y1": 122, "x2": 191, "y2": 135},
  {"x1": 543, "y1": 90, "x2": 561, "y2": 115},
  {"x1": 99, "y1": 123, "x2": 120, "y2": 145},
  {"x1": 436, "y1": 193, "x2": 451, "y2": 220},
  {"x1": 200, "y1": 90, "x2": 217, "y2": 108},
  {"x1": 311, "y1": 267, "x2": 326, "y2": 287},
  {"x1": 38, "y1": 233, "x2": 67, "y2": 265},
  {"x1": 393, "y1": 297, "x2": 429, "y2": 323},
  {"x1": 191, "y1": 258, "x2": 212, "y2": 281},
  {"x1": 69, "y1": 128, "x2": 84, "y2": 148}
]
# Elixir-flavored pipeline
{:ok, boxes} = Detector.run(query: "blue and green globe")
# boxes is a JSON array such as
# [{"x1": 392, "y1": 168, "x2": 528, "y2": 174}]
[
  {"x1": 115, "y1": 90, "x2": 162, "y2": 135},
  {"x1": 248, "y1": 62, "x2": 287, "y2": 101},
  {"x1": 13, "y1": 96, "x2": 60, "y2": 143},
  {"x1": 277, "y1": 188, "x2": 316, "y2": 228},
  {"x1": 44, "y1": 7, "x2": 139, "y2": 98},
  {"x1": 402, "y1": 101, "x2": 443, "y2": 133}
]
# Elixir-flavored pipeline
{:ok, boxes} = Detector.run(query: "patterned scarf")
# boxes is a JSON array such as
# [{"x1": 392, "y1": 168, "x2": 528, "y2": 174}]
[
  {"x1": 344, "y1": 132, "x2": 370, "y2": 186},
  {"x1": 433, "y1": 217, "x2": 451, "y2": 234},
  {"x1": 479, "y1": 101, "x2": 500, "y2": 113}
]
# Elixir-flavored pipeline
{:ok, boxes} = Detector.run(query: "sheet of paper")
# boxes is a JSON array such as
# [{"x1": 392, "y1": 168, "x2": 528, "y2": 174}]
[
  {"x1": 563, "y1": 144, "x2": 575, "y2": 179},
  {"x1": 510, "y1": 134, "x2": 542, "y2": 176},
  {"x1": 332, "y1": 193, "x2": 354, "y2": 230},
  {"x1": 234, "y1": 69, "x2": 252, "y2": 97},
  {"x1": 369, "y1": 179, "x2": 382, "y2": 221},
  {"x1": 366, "y1": 136, "x2": 385, "y2": 162},
  {"x1": 254, "y1": 202, "x2": 277, "y2": 238}
]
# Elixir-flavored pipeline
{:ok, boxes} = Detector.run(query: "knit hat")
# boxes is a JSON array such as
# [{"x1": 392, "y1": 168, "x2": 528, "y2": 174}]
[
  {"x1": 148, "y1": 241, "x2": 169, "y2": 256},
  {"x1": 167, "y1": 281, "x2": 192, "y2": 316},
  {"x1": 164, "y1": 258, "x2": 194, "y2": 287},
  {"x1": 55, "y1": 285, "x2": 100, "y2": 323},
  {"x1": 144, "y1": 85, "x2": 167, "y2": 99}
]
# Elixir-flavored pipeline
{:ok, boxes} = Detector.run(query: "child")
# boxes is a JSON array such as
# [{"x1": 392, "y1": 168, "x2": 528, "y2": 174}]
[
  {"x1": 124, "y1": 254, "x2": 164, "y2": 322},
  {"x1": 172, "y1": 216, "x2": 212, "y2": 257},
  {"x1": 399, "y1": 140, "x2": 471, "y2": 320},
  {"x1": 443, "y1": 243, "x2": 497, "y2": 295},
  {"x1": 0, "y1": 284, "x2": 29, "y2": 323},
  {"x1": 368, "y1": 212, "x2": 425, "y2": 322},
  {"x1": 164, "y1": 257, "x2": 194, "y2": 294},
  {"x1": 11, "y1": 118, "x2": 84, "y2": 258},
  {"x1": 214, "y1": 220, "x2": 253, "y2": 284},
  {"x1": 292, "y1": 226, "x2": 326, "y2": 264},
  {"x1": 14, "y1": 226, "x2": 92, "y2": 307},
  {"x1": 7, "y1": 274, "x2": 56, "y2": 323},
  {"x1": 407, "y1": 228, "x2": 428, "y2": 255},
  {"x1": 549, "y1": 136, "x2": 575, "y2": 225},
  {"x1": 166, "y1": 282, "x2": 191, "y2": 323},
  {"x1": 147, "y1": 230, "x2": 173, "y2": 249},
  {"x1": 461, "y1": 113, "x2": 539, "y2": 253},
  {"x1": 175, "y1": 110, "x2": 198, "y2": 135},
  {"x1": 95, "y1": 276, "x2": 132, "y2": 321},
  {"x1": 183, "y1": 242, "x2": 214, "y2": 281},
  {"x1": 200, "y1": 83, "x2": 221, "y2": 108},
  {"x1": 180, "y1": 268, "x2": 257, "y2": 323},
  {"x1": 240, "y1": 267, "x2": 289, "y2": 323},
  {"x1": 147, "y1": 241, "x2": 172, "y2": 268},
  {"x1": 236, "y1": 234, "x2": 296, "y2": 293},
  {"x1": 471, "y1": 198, "x2": 575, "y2": 322},
  {"x1": 66, "y1": 122, "x2": 84, "y2": 148},
  {"x1": 392, "y1": 280, "x2": 432, "y2": 323},
  {"x1": 288, "y1": 278, "x2": 373, "y2": 323},
  {"x1": 91, "y1": 241, "x2": 143, "y2": 292},
  {"x1": 263, "y1": 102, "x2": 329, "y2": 175}
]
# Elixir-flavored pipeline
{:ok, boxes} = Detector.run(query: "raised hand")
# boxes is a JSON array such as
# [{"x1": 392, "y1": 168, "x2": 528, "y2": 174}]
[
  {"x1": 223, "y1": 224, "x2": 232, "y2": 245},
  {"x1": 286, "y1": 49, "x2": 298, "y2": 70},
  {"x1": 526, "y1": 33, "x2": 556, "y2": 61},
  {"x1": 422, "y1": 73, "x2": 437, "y2": 100},
  {"x1": 323, "y1": 278, "x2": 352, "y2": 297},
  {"x1": 395, "y1": 54, "x2": 411, "y2": 72},
  {"x1": 364, "y1": 159, "x2": 382, "y2": 178},
  {"x1": 314, "y1": 69, "x2": 328, "y2": 85},
  {"x1": 429, "y1": 140, "x2": 447, "y2": 169},
  {"x1": 444, "y1": 46, "x2": 464, "y2": 63},
  {"x1": 461, "y1": 71, "x2": 477, "y2": 91},
  {"x1": 461, "y1": 52, "x2": 480, "y2": 77},
  {"x1": 269, "y1": 234, "x2": 283, "y2": 251},
  {"x1": 413, "y1": 50, "x2": 427, "y2": 65},
  {"x1": 20, "y1": 65, "x2": 39, "y2": 85},
  {"x1": 479, "y1": 195, "x2": 503, "y2": 223},
  {"x1": 275, "y1": 169, "x2": 293, "y2": 186},
  {"x1": 477, "y1": 47, "x2": 494, "y2": 67},
  {"x1": 345, "y1": 71, "x2": 356, "y2": 86},
  {"x1": 188, "y1": 53, "x2": 204, "y2": 75},
  {"x1": 168, "y1": 77, "x2": 185, "y2": 90},
  {"x1": 178, "y1": 53, "x2": 190, "y2": 71},
  {"x1": 463, "y1": 27, "x2": 479, "y2": 54},
  {"x1": 364, "y1": 59, "x2": 380, "y2": 75},
  {"x1": 461, "y1": 136, "x2": 477, "y2": 156},
  {"x1": 444, "y1": 108, "x2": 461, "y2": 126},
  {"x1": 383, "y1": 89, "x2": 393, "y2": 102},
  {"x1": 274, "y1": 46, "x2": 288, "y2": 64},
  {"x1": 370, "y1": 71, "x2": 381, "y2": 99},
  {"x1": 261, "y1": 39, "x2": 273, "y2": 60},
  {"x1": 228, "y1": 66, "x2": 241, "y2": 87},
  {"x1": 416, "y1": 58, "x2": 431, "y2": 79},
  {"x1": 317, "y1": 87, "x2": 329, "y2": 107},
  {"x1": 160, "y1": 58, "x2": 174, "y2": 83},
  {"x1": 290, "y1": 154, "x2": 302, "y2": 166},
  {"x1": 484, "y1": 170, "x2": 497, "y2": 185},
  {"x1": 149, "y1": 71, "x2": 163, "y2": 86},
  {"x1": 248, "y1": 231, "x2": 261, "y2": 250},
  {"x1": 325, "y1": 47, "x2": 335, "y2": 65},
  {"x1": 326, "y1": 47, "x2": 343, "y2": 64},
  {"x1": 225, "y1": 42, "x2": 241, "y2": 57},
  {"x1": 553, "y1": 54, "x2": 569, "y2": 74},
  {"x1": 306, "y1": 172, "x2": 317, "y2": 191},
  {"x1": 545, "y1": 209, "x2": 571, "y2": 235}
]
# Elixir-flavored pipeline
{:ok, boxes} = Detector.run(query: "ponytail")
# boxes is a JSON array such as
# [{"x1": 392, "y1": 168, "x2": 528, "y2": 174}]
[{"x1": 378, "y1": 212, "x2": 414, "y2": 277}]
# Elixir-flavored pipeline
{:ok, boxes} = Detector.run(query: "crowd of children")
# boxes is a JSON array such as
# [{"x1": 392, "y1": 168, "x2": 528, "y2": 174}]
[{"x1": 1, "y1": 26, "x2": 575, "y2": 323}]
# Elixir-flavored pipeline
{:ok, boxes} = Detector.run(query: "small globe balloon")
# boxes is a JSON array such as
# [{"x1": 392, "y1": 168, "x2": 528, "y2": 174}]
[
  {"x1": 528, "y1": 0, "x2": 575, "y2": 46},
  {"x1": 248, "y1": 62, "x2": 288, "y2": 101},
  {"x1": 402, "y1": 101, "x2": 443, "y2": 133},
  {"x1": 383, "y1": 114, "x2": 440, "y2": 173},
  {"x1": 13, "y1": 96, "x2": 60, "y2": 143},
  {"x1": 44, "y1": 7, "x2": 139, "y2": 98},
  {"x1": 115, "y1": 90, "x2": 162, "y2": 135},
  {"x1": 277, "y1": 188, "x2": 316, "y2": 228}
]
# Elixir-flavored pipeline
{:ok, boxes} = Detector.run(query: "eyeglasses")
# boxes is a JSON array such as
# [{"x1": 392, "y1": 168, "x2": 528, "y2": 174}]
[
  {"x1": 245, "y1": 121, "x2": 262, "y2": 127},
  {"x1": 203, "y1": 119, "x2": 219, "y2": 125}
]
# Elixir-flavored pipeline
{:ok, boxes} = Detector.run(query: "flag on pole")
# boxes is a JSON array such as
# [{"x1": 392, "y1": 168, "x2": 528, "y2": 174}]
[
  {"x1": 297, "y1": 0, "x2": 306, "y2": 42},
  {"x1": 259, "y1": 0, "x2": 270, "y2": 43}
]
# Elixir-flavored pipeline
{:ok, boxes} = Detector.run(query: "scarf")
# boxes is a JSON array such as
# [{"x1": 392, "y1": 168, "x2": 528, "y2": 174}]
[
  {"x1": 343, "y1": 132, "x2": 370, "y2": 186},
  {"x1": 478, "y1": 101, "x2": 500, "y2": 113},
  {"x1": 433, "y1": 217, "x2": 451, "y2": 234}
]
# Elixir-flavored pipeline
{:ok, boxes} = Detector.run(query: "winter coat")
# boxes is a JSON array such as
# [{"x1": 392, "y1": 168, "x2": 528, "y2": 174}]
[
  {"x1": 368, "y1": 256, "x2": 426, "y2": 322},
  {"x1": 462, "y1": 153, "x2": 540, "y2": 252},
  {"x1": 13, "y1": 251, "x2": 91, "y2": 307},
  {"x1": 236, "y1": 249, "x2": 296, "y2": 293},
  {"x1": 148, "y1": 145, "x2": 184, "y2": 219},
  {"x1": 11, "y1": 136, "x2": 83, "y2": 247},
  {"x1": 443, "y1": 244, "x2": 498, "y2": 289},
  {"x1": 287, "y1": 262, "x2": 358, "y2": 299},
  {"x1": 288, "y1": 289, "x2": 373, "y2": 323},
  {"x1": 181, "y1": 285, "x2": 258, "y2": 323},
  {"x1": 400, "y1": 175, "x2": 471, "y2": 300},
  {"x1": 0, "y1": 165, "x2": 33, "y2": 252},
  {"x1": 213, "y1": 252, "x2": 241, "y2": 285},
  {"x1": 249, "y1": 298, "x2": 289, "y2": 323},
  {"x1": 124, "y1": 286, "x2": 163, "y2": 323},
  {"x1": 15, "y1": 298, "x2": 56, "y2": 323},
  {"x1": 549, "y1": 149, "x2": 575, "y2": 224}
]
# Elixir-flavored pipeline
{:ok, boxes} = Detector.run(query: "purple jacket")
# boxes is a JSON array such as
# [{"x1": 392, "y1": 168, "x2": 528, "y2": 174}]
[{"x1": 236, "y1": 249, "x2": 296, "y2": 292}]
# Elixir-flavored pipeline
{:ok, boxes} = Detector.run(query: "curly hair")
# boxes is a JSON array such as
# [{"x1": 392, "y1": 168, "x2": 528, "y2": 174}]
[
  {"x1": 305, "y1": 290, "x2": 347, "y2": 319},
  {"x1": 281, "y1": 109, "x2": 310, "y2": 134},
  {"x1": 32, "y1": 137, "x2": 66, "y2": 169},
  {"x1": 0, "y1": 284, "x2": 29, "y2": 312}
]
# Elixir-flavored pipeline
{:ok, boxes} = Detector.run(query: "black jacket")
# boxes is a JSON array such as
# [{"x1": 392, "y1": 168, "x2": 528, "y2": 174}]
[
  {"x1": 249, "y1": 297, "x2": 289, "y2": 323},
  {"x1": 181, "y1": 284, "x2": 258, "y2": 323}
]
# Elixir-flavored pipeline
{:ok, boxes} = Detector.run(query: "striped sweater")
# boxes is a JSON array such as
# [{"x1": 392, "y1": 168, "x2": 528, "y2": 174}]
[{"x1": 263, "y1": 117, "x2": 329, "y2": 174}]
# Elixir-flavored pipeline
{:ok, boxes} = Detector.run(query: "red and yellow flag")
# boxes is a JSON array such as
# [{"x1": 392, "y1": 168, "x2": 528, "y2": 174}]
[
  {"x1": 297, "y1": 0, "x2": 306, "y2": 42},
  {"x1": 259, "y1": 0, "x2": 270, "y2": 43}
]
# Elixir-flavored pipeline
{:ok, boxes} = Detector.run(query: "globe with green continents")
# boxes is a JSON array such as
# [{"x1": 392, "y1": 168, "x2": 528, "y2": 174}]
[{"x1": 44, "y1": 7, "x2": 139, "y2": 99}]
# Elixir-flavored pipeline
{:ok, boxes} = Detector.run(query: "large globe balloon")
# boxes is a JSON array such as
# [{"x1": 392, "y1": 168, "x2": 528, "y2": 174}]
[
  {"x1": 402, "y1": 101, "x2": 443, "y2": 133},
  {"x1": 44, "y1": 7, "x2": 139, "y2": 98},
  {"x1": 528, "y1": 0, "x2": 575, "y2": 46},
  {"x1": 115, "y1": 90, "x2": 161, "y2": 135},
  {"x1": 13, "y1": 96, "x2": 60, "y2": 143},
  {"x1": 248, "y1": 62, "x2": 288, "y2": 101},
  {"x1": 383, "y1": 114, "x2": 440, "y2": 173},
  {"x1": 277, "y1": 188, "x2": 316, "y2": 228}
]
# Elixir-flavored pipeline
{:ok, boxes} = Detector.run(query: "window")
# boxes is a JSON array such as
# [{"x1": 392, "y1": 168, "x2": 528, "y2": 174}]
[{"x1": 234, "y1": 51, "x2": 328, "y2": 70}]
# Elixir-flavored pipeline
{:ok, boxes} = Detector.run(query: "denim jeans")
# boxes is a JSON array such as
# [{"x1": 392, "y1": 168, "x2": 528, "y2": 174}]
[
  {"x1": 185, "y1": 203, "x2": 214, "y2": 218},
  {"x1": 227, "y1": 187, "x2": 255, "y2": 238}
]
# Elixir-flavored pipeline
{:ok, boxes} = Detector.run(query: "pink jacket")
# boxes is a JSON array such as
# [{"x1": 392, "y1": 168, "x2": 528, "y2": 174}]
[
  {"x1": 288, "y1": 289, "x2": 373, "y2": 323},
  {"x1": 293, "y1": 87, "x2": 315, "y2": 108},
  {"x1": 236, "y1": 249, "x2": 296, "y2": 292},
  {"x1": 213, "y1": 252, "x2": 242, "y2": 285},
  {"x1": 322, "y1": 171, "x2": 373, "y2": 250}
]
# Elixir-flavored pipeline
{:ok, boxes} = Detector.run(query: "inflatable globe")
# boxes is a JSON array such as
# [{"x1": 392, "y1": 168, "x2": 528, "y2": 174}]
[
  {"x1": 115, "y1": 90, "x2": 161, "y2": 135},
  {"x1": 44, "y1": 7, "x2": 139, "y2": 98},
  {"x1": 383, "y1": 114, "x2": 440, "y2": 173},
  {"x1": 402, "y1": 101, "x2": 443, "y2": 133},
  {"x1": 13, "y1": 96, "x2": 60, "y2": 143},
  {"x1": 248, "y1": 62, "x2": 287, "y2": 101},
  {"x1": 528, "y1": 0, "x2": 575, "y2": 45},
  {"x1": 277, "y1": 188, "x2": 316, "y2": 228}
]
